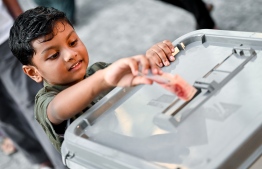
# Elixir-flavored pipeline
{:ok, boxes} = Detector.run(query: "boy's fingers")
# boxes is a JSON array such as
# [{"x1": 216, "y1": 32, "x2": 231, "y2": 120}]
[
  {"x1": 156, "y1": 42, "x2": 174, "y2": 61},
  {"x1": 137, "y1": 55, "x2": 150, "y2": 74},
  {"x1": 150, "y1": 63, "x2": 162, "y2": 75},
  {"x1": 150, "y1": 48, "x2": 170, "y2": 66},
  {"x1": 132, "y1": 55, "x2": 161, "y2": 75},
  {"x1": 161, "y1": 40, "x2": 176, "y2": 61},
  {"x1": 146, "y1": 50, "x2": 163, "y2": 67},
  {"x1": 127, "y1": 57, "x2": 140, "y2": 75},
  {"x1": 132, "y1": 55, "x2": 150, "y2": 74},
  {"x1": 162, "y1": 40, "x2": 175, "y2": 53}
]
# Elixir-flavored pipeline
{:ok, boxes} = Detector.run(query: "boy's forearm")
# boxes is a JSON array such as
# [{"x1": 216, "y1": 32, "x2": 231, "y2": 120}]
[{"x1": 47, "y1": 69, "x2": 112, "y2": 124}]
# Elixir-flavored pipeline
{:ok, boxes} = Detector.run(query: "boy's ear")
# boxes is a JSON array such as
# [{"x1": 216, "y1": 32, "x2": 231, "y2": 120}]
[{"x1": 22, "y1": 65, "x2": 43, "y2": 83}]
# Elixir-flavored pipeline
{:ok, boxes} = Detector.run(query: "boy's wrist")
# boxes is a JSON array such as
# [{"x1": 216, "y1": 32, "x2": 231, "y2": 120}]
[{"x1": 98, "y1": 69, "x2": 115, "y2": 89}]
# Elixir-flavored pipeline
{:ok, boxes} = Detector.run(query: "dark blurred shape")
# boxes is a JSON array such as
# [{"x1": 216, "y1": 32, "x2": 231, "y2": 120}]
[
  {"x1": 33, "y1": 0, "x2": 76, "y2": 24},
  {"x1": 159, "y1": 0, "x2": 217, "y2": 29}
]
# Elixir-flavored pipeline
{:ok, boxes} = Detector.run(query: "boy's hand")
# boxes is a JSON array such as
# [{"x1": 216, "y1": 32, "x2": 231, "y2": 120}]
[
  {"x1": 146, "y1": 40, "x2": 175, "y2": 67},
  {"x1": 104, "y1": 55, "x2": 162, "y2": 87}
]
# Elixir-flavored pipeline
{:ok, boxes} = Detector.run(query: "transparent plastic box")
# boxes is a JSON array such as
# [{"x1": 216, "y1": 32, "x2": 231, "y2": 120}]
[{"x1": 61, "y1": 30, "x2": 262, "y2": 169}]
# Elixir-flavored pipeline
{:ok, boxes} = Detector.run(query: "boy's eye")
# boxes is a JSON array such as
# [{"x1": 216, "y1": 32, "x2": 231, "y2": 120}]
[
  {"x1": 70, "y1": 39, "x2": 78, "y2": 46},
  {"x1": 48, "y1": 52, "x2": 59, "y2": 60}
]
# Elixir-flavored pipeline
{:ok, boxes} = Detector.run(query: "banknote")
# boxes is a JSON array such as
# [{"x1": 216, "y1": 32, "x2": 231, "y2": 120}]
[{"x1": 144, "y1": 73, "x2": 197, "y2": 101}]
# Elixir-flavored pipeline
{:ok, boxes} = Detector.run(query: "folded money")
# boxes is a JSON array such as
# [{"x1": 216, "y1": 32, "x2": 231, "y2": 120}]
[{"x1": 149, "y1": 73, "x2": 197, "y2": 101}]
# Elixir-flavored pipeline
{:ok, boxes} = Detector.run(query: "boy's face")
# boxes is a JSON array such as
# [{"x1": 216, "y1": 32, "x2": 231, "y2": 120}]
[{"x1": 24, "y1": 21, "x2": 89, "y2": 86}]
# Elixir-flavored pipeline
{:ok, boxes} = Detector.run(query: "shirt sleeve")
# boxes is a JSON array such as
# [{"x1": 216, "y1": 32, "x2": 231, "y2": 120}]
[{"x1": 34, "y1": 88, "x2": 63, "y2": 152}]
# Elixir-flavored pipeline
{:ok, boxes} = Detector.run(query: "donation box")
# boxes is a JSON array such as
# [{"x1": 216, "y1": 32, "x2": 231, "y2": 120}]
[{"x1": 61, "y1": 30, "x2": 262, "y2": 169}]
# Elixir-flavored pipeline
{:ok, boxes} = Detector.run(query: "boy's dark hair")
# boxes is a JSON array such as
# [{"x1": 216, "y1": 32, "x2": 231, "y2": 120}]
[{"x1": 9, "y1": 6, "x2": 73, "y2": 65}]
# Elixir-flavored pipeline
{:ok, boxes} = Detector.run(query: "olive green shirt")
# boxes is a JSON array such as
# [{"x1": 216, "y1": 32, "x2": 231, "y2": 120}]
[{"x1": 34, "y1": 62, "x2": 111, "y2": 152}]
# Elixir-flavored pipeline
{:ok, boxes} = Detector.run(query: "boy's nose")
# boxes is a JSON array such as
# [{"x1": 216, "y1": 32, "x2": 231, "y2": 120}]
[{"x1": 64, "y1": 49, "x2": 77, "y2": 62}]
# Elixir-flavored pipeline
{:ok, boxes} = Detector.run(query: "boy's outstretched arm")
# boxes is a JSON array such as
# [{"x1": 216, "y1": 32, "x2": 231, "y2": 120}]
[
  {"x1": 47, "y1": 55, "x2": 162, "y2": 125},
  {"x1": 146, "y1": 40, "x2": 175, "y2": 67}
]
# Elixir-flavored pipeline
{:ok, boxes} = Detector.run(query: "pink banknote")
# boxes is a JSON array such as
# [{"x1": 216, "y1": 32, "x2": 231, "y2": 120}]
[{"x1": 147, "y1": 73, "x2": 197, "y2": 101}]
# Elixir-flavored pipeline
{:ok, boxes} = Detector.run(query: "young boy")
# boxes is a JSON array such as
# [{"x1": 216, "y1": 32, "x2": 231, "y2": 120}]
[{"x1": 9, "y1": 6, "x2": 175, "y2": 152}]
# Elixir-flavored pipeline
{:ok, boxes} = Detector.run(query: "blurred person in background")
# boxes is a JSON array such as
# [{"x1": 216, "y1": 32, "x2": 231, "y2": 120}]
[
  {"x1": 0, "y1": 130, "x2": 16, "y2": 156},
  {"x1": 159, "y1": 0, "x2": 217, "y2": 29},
  {"x1": 33, "y1": 0, "x2": 76, "y2": 24},
  {"x1": 0, "y1": 0, "x2": 67, "y2": 168}
]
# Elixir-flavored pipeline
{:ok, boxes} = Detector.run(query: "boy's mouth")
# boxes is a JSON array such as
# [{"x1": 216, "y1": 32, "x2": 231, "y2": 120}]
[{"x1": 69, "y1": 60, "x2": 82, "y2": 71}]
